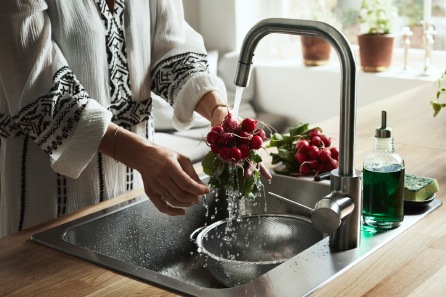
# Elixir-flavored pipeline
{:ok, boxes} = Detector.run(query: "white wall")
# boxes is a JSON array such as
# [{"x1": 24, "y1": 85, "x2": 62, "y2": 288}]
[
  {"x1": 253, "y1": 61, "x2": 440, "y2": 124},
  {"x1": 183, "y1": 0, "x2": 237, "y2": 53},
  {"x1": 183, "y1": 0, "x2": 285, "y2": 53},
  {"x1": 182, "y1": 0, "x2": 200, "y2": 31}
]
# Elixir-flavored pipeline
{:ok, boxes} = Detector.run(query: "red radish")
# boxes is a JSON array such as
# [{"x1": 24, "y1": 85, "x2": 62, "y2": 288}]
[
  {"x1": 211, "y1": 126, "x2": 224, "y2": 133},
  {"x1": 249, "y1": 135, "x2": 263, "y2": 149},
  {"x1": 311, "y1": 136, "x2": 323, "y2": 147},
  {"x1": 206, "y1": 131, "x2": 220, "y2": 145},
  {"x1": 326, "y1": 158, "x2": 338, "y2": 171},
  {"x1": 222, "y1": 115, "x2": 239, "y2": 131},
  {"x1": 254, "y1": 128, "x2": 266, "y2": 140},
  {"x1": 316, "y1": 163, "x2": 326, "y2": 174},
  {"x1": 308, "y1": 159, "x2": 319, "y2": 169},
  {"x1": 228, "y1": 147, "x2": 242, "y2": 162},
  {"x1": 237, "y1": 130, "x2": 251, "y2": 143},
  {"x1": 241, "y1": 118, "x2": 257, "y2": 133},
  {"x1": 238, "y1": 143, "x2": 251, "y2": 159},
  {"x1": 300, "y1": 163, "x2": 312, "y2": 175},
  {"x1": 211, "y1": 144, "x2": 221, "y2": 154},
  {"x1": 308, "y1": 129, "x2": 322, "y2": 138},
  {"x1": 319, "y1": 148, "x2": 332, "y2": 163},
  {"x1": 219, "y1": 133, "x2": 233, "y2": 145},
  {"x1": 295, "y1": 152, "x2": 308, "y2": 164},
  {"x1": 330, "y1": 147, "x2": 339, "y2": 160},
  {"x1": 295, "y1": 139, "x2": 309, "y2": 153},
  {"x1": 320, "y1": 135, "x2": 331, "y2": 147},
  {"x1": 219, "y1": 147, "x2": 231, "y2": 160},
  {"x1": 307, "y1": 145, "x2": 320, "y2": 159}
]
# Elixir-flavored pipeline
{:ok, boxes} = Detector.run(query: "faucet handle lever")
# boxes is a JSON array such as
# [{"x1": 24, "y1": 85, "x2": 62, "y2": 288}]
[
  {"x1": 267, "y1": 191, "x2": 354, "y2": 233},
  {"x1": 312, "y1": 193, "x2": 354, "y2": 233},
  {"x1": 267, "y1": 192, "x2": 313, "y2": 216}
]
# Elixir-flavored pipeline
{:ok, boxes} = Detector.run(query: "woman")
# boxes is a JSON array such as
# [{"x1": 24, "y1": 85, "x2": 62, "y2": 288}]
[{"x1": 0, "y1": 0, "x2": 240, "y2": 237}]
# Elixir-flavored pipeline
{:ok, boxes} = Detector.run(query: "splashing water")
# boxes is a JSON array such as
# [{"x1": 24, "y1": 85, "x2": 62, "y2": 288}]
[
  {"x1": 232, "y1": 86, "x2": 244, "y2": 118},
  {"x1": 202, "y1": 194, "x2": 209, "y2": 221},
  {"x1": 200, "y1": 161, "x2": 269, "y2": 263}
]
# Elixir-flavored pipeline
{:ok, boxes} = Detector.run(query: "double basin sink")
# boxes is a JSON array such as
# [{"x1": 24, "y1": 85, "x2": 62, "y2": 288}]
[{"x1": 32, "y1": 173, "x2": 441, "y2": 296}]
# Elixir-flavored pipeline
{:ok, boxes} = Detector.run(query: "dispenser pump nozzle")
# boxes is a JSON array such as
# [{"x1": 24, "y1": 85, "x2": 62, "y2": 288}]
[{"x1": 375, "y1": 110, "x2": 392, "y2": 138}]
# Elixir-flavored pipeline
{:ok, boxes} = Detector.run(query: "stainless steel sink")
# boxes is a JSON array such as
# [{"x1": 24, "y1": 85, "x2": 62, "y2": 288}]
[{"x1": 32, "y1": 173, "x2": 441, "y2": 296}]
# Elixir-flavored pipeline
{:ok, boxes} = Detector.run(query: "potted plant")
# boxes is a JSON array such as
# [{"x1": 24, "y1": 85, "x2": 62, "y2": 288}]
[
  {"x1": 358, "y1": 0, "x2": 399, "y2": 72},
  {"x1": 290, "y1": 0, "x2": 342, "y2": 66}
]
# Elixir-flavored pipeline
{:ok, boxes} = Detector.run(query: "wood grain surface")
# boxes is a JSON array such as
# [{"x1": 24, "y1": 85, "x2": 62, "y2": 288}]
[{"x1": 1, "y1": 84, "x2": 446, "y2": 296}]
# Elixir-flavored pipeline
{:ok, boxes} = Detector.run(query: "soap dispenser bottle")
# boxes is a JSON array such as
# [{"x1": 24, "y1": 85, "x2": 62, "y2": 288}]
[{"x1": 363, "y1": 111, "x2": 405, "y2": 229}]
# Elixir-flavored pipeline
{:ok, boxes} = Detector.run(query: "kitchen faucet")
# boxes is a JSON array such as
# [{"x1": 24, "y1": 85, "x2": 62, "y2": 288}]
[{"x1": 234, "y1": 18, "x2": 361, "y2": 250}]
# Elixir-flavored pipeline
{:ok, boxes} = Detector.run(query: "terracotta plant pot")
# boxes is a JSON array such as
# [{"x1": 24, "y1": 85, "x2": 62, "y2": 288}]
[
  {"x1": 301, "y1": 36, "x2": 331, "y2": 66},
  {"x1": 358, "y1": 34, "x2": 395, "y2": 72}
]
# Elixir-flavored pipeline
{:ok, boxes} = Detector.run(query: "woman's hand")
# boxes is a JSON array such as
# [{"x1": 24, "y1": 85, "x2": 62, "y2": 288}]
[
  {"x1": 99, "y1": 124, "x2": 209, "y2": 215},
  {"x1": 245, "y1": 162, "x2": 272, "y2": 180},
  {"x1": 136, "y1": 143, "x2": 210, "y2": 215}
]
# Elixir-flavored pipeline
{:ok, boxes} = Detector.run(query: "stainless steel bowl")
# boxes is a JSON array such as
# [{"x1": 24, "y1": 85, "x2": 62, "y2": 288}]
[{"x1": 191, "y1": 214, "x2": 324, "y2": 287}]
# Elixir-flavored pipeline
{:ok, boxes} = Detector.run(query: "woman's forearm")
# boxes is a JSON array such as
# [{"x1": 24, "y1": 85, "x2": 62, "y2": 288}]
[{"x1": 97, "y1": 123, "x2": 149, "y2": 170}]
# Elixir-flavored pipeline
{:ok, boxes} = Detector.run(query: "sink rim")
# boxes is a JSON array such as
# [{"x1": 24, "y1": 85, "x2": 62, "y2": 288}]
[{"x1": 31, "y1": 179, "x2": 442, "y2": 297}]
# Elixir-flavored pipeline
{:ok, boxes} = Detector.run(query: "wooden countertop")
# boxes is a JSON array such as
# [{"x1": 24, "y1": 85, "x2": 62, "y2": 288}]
[{"x1": 2, "y1": 83, "x2": 446, "y2": 296}]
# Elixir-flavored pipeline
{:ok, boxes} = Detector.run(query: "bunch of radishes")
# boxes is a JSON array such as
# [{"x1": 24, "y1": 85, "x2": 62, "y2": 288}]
[
  {"x1": 294, "y1": 129, "x2": 339, "y2": 175},
  {"x1": 202, "y1": 113, "x2": 266, "y2": 200},
  {"x1": 205, "y1": 113, "x2": 266, "y2": 163},
  {"x1": 267, "y1": 124, "x2": 339, "y2": 176}
]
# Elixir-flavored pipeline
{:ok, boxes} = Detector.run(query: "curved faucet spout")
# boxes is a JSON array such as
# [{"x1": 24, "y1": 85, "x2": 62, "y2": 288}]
[
  {"x1": 234, "y1": 18, "x2": 356, "y2": 177},
  {"x1": 235, "y1": 18, "x2": 361, "y2": 250}
]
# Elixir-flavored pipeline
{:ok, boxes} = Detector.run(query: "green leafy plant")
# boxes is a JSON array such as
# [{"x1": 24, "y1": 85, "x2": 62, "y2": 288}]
[
  {"x1": 359, "y1": 0, "x2": 398, "y2": 34},
  {"x1": 201, "y1": 150, "x2": 263, "y2": 200},
  {"x1": 431, "y1": 70, "x2": 446, "y2": 117},
  {"x1": 266, "y1": 123, "x2": 339, "y2": 176}
]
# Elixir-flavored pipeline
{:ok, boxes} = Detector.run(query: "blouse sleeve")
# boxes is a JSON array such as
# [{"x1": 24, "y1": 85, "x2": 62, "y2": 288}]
[
  {"x1": 149, "y1": 0, "x2": 227, "y2": 130},
  {"x1": 0, "y1": 1, "x2": 112, "y2": 179}
]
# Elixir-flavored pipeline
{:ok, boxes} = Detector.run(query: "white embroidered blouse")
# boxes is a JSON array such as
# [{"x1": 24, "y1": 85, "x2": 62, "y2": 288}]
[{"x1": 0, "y1": 0, "x2": 227, "y2": 237}]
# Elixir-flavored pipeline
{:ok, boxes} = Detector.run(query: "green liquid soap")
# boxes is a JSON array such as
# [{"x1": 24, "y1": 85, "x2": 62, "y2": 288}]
[
  {"x1": 362, "y1": 167, "x2": 404, "y2": 229},
  {"x1": 362, "y1": 111, "x2": 405, "y2": 230}
]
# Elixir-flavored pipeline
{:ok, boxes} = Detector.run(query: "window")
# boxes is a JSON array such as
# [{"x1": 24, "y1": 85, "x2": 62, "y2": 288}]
[
  {"x1": 234, "y1": 0, "x2": 446, "y2": 60},
  {"x1": 185, "y1": 0, "x2": 445, "y2": 63},
  {"x1": 286, "y1": 0, "x2": 446, "y2": 50}
]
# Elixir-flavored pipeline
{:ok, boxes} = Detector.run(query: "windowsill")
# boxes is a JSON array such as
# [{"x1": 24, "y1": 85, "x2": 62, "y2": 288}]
[
  {"x1": 246, "y1": 46, "x2": 443, "y2": 124},
  {"x1": 253, "y1": 45, "x2": 445, "y2": 81}
]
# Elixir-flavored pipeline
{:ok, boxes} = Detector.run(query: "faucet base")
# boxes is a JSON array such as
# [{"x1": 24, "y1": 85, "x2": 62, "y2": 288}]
[{"x1": 329, "y1": 169, "x2": 362, "y2": 250}]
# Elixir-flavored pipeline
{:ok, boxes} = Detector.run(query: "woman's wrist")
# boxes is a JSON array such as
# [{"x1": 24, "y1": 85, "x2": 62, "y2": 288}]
[
  {"x1": 210, "y1": 105, "x2": 231, "y2": 127},
  {"x1": 195, "y1": 90, "x2": 230, "y2": 125},
  {"x1": 210, "y1": 103, "x2": 231, "y2": 118},
  {"x1": 98, "y1": 123, "x2": 152, "y2": 171}
]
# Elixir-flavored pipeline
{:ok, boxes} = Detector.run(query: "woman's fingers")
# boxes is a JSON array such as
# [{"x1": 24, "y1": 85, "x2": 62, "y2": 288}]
[
  {"x1": 176, "y1": 155, "x2": 210, "y2": 194},
  {"x1": 159, "y1": 176, "x2": 203, "y2": 206},
  {"x1": 244, "y1": 162, "x2": 272, "y2": 181},
  {"x1": 156, "y1": 155, "x2": 209, "y2": 204},
  {"x1": 145, "y1": 184, "x2": 199, "y2": 216},
  {"x1": 139, "y1": 146, "x2": 209, "y2": 215},
  {"x1": 260, "y1": 163, "x2": 272, "y2": 180}
]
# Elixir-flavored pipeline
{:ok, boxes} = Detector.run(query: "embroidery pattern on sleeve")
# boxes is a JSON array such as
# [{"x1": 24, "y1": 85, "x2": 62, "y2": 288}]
[
  {"x1": 12, "y1": 66, "x2": 88, "y2": 155},
  {"x1": 151, "y1": 52, "x2": 209, "y2": 105},
  {"x1": 0, "y1": 114, "x2": 22, "y2": 138},
  {"x1": 56, "y1": 174, "x2": 68, "y2": 217}
]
